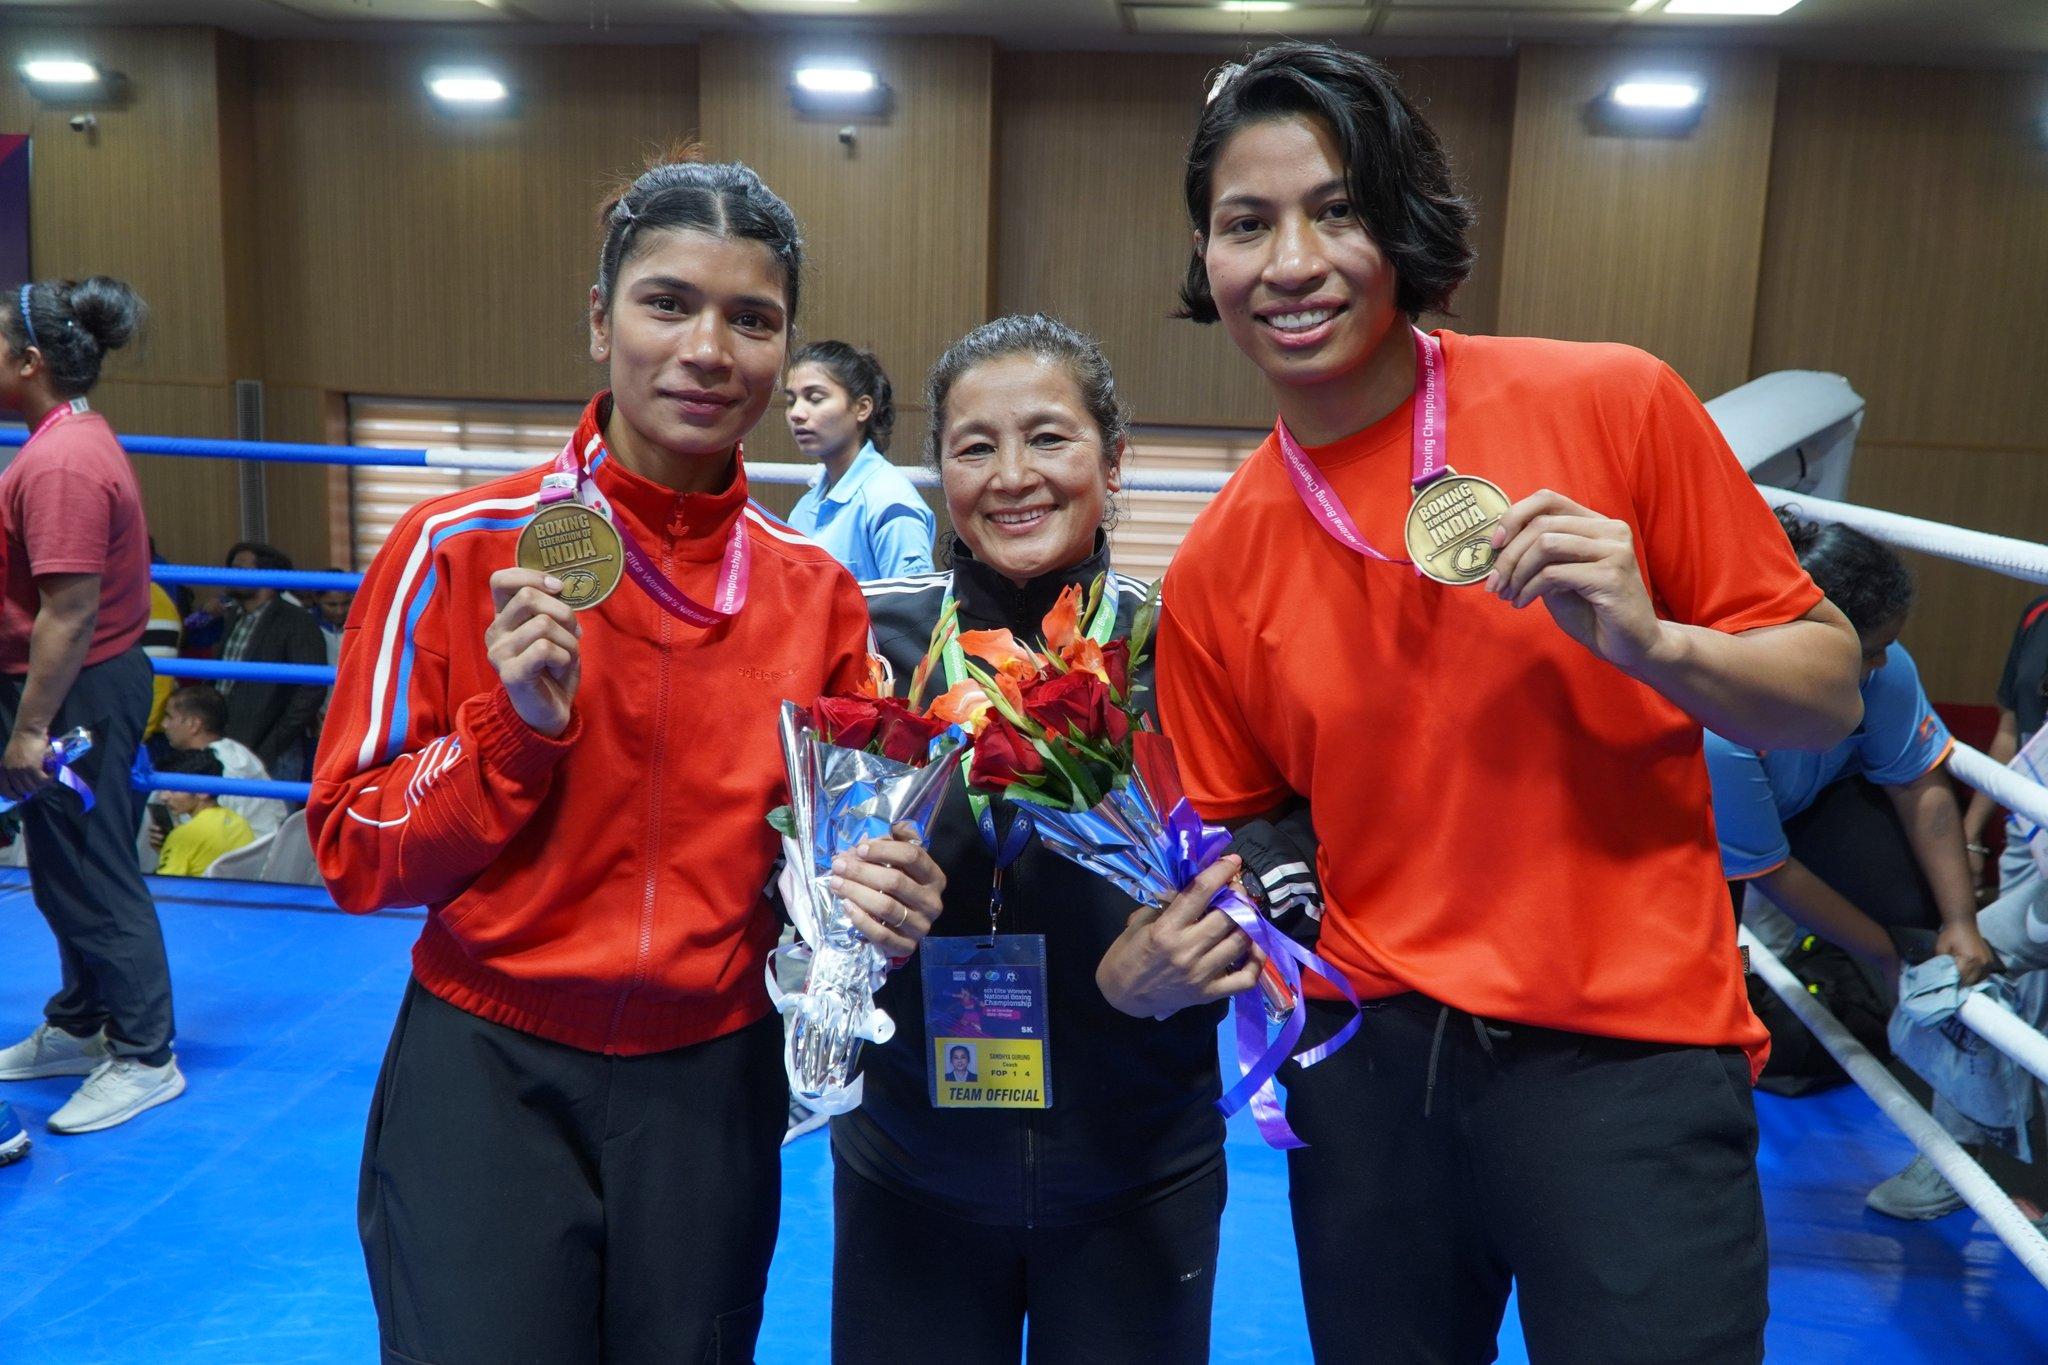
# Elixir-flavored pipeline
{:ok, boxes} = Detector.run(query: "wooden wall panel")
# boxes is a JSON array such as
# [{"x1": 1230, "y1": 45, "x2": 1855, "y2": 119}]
[
  {"x1": 88, "y1": 380, "x2": 240, "y2": 565},
  {"x1": 1495, "y1": 45, "x2": 1779, "y2": 398},
  {"x1": 993, "y1": 53, "x2": 1514, "y2": 430},
  {"x1": 699, "y1": 35, "x2": 994, "y2": 465},
  {"x1": 1756, "y1": 61, "x2": 2048, "y2": 704},
  {"x1": 0, "y1": 26, "x2": 237, "y2": 387},
  {"x1": 1753, "y1": 62, "x2": 2048, "y2": 450},
  {"x1": 251, "y1": 40, "x2": 701, "y2": 402}
]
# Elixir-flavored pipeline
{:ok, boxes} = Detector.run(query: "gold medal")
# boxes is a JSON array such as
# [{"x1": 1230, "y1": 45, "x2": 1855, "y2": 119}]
[
  {"x1": 515, "y1": 503, "x2": 624, "y2": 611},
  {"x1": 1403, "y1": 472, "x2": 1511, "y2": 586}
]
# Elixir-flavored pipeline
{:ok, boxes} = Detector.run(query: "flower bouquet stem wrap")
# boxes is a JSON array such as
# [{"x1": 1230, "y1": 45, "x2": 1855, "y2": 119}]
[
  {"x1": 943, "y1": 576, "x2": 1361, "y2": 1149},
  {"x1": 768, "y1": 700, "x2": 964, "y2": 1116},
  {"x1": 1026, "y1": 744, "x2": 1361, "y2": 1150}
]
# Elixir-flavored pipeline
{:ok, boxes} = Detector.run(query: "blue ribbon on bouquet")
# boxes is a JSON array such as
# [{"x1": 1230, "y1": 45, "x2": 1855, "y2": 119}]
[{"x1": 1162, "y1": 798, "x2": 1360, "y2": 1150}]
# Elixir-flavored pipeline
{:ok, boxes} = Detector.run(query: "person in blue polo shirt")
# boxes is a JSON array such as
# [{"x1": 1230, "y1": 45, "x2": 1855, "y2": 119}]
[
  {"x1": 1707, "y1": 510, "x2": 1996, "y2": 1219},
  {"x1": 784, "y1": 341, "x2": 934, "y2": 580}
]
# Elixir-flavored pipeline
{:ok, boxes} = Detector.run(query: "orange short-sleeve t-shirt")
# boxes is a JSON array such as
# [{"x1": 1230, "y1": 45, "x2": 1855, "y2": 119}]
[{"x1": 1158, "y1": 332, "x2": 1823, "y2": 1079}]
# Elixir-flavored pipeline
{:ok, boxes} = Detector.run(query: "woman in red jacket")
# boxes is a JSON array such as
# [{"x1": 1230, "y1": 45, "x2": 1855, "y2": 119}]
[{"x1": 309, "y1": 154, "x2": 945, "y2": 1365}]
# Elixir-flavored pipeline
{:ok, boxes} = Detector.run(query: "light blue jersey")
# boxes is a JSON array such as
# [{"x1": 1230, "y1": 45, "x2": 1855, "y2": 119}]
[
  {"x1": 1705, "y1": 642, "x2": 1953, "y2": 879},
  {"x1": 786, "y1": 444, "x2": 936, "y2": 582}
]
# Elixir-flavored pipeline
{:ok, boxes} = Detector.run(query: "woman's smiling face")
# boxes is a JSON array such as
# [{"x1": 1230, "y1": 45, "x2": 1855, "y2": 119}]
[{"x1": 939, "y1": 354, "x2": 1121, "y2": 585}]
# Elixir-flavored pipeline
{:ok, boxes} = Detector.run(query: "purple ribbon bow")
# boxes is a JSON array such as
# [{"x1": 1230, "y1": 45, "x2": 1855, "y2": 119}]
[{"x1": 1162, "y1": 798, "x2": 1359, "y2": 1149}]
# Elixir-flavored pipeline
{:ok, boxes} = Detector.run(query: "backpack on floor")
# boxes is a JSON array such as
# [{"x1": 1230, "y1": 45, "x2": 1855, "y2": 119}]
[{"x1": 1750, "y1": 934, "x2": 1892, "y2": 1097}]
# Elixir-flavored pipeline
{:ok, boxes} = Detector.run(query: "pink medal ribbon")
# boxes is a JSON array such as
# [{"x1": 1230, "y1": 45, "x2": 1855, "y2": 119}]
[
  {"x1": 540, "y1": 433, "x2": 750, "y2": 628},
  {"x1": 1274, "y1": 326, "x2": 1450, "y2": 573}
]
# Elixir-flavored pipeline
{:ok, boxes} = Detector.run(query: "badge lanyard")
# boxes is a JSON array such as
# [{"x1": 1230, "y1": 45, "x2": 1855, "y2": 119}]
[
  {"x1": 1273, "y1": 327, "x2": 1510, "y2": 588},
  {"x1": 23, "y1": 397, "x2": 89, "y2": 448},
  {"x1": 536, "y1": 429, "x2": 751, "y2": 626},
  {"x1": 938, "y1": 580, "x2": 1118, "y2": 940}
]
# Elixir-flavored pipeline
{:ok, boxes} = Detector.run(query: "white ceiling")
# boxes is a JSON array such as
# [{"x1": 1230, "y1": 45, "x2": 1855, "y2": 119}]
[{"x1": 0, "y1": 0, "x2": 2041, "y2": 66}]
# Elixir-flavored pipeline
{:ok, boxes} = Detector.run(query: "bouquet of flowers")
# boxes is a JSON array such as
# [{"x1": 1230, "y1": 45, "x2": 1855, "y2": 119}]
[
  {"x1": 768, "y1": 673, "x2": 965, "y2": 1116},
  {"x1": 937, "y1": 578, "x2": 1359, "y2": 1148}
]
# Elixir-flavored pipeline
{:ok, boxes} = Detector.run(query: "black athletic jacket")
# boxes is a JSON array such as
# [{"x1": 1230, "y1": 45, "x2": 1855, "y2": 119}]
[{"x1": 832, "y1": 536, "x2": 1320, "y2": 1227}]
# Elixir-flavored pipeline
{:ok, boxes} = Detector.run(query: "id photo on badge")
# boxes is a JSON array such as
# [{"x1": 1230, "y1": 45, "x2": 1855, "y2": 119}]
[{"x1": 943, "y1": 1043, "x2": 978, "y2": 1083}]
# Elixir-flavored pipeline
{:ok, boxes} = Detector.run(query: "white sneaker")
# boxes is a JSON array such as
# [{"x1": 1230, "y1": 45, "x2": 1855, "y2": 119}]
[
  {"x1": 48, "y1": 1056, "x2": 185, "y2": 1134},
  {"x1": 0, "y1": 1024, "x2": 108, "y2": 1080},
  {"x1": 1866, "y1": 1154, "x2": 1967, "y2": 1220}
]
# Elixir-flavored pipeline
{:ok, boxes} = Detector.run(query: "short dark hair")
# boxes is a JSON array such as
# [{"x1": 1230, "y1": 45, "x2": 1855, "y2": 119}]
[
  {"x1": 4, "y1": 276, "x2": 145, "y2": 397},
  {"x1": 923, "y1": 314, "x2": 1128, "y2": 477},
  {"x1": 948, "y1": 1045, "x2": 970, "y2": 1061},
  {"x1": 595, "y1": 147, "x2": 803, "y2": 324},
  {"x1": 165, "y1": 684, "x2": 228, "y2": 737},
  {"x1": 157, "y1": 747, "x2": 224, "y2": 780},
  {"x1": 1776, "y1": 507, "x2": 1914, "y2": 636},
  {"x1": 789, "y1": 341, "x2": 896, "y2": 454},
  {"x1": 226, "y1": 541, "x2": 293, "y2": 574},
  {"x1": 1177, "y1": 43, "x2": 1475, "y2": 324}
]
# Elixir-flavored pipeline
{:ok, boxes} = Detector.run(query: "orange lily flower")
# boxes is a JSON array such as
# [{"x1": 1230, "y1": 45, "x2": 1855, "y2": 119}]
[
  {"x1": 928, "y1": 679, "x2": 993, "y2": 733},
  {"x1": 1041, "y1": 584, "x2": 1082, "y2": 651},
  {"x1": 1059, "y1": 636, "x2": 1108, "y2": 684},
  {"x1": 959, "y1": 628, "x2": 1043, "y2": 680}
]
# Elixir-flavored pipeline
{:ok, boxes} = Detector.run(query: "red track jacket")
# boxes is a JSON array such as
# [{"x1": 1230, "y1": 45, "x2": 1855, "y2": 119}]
[{"x1": 309, "y1": 396, "x2": 870, "y2": 1054}]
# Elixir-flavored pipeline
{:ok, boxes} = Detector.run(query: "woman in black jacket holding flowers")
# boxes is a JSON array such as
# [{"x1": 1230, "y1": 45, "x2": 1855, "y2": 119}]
[{"x1": 834, "y1": 314, "x2": 1316, "y2": 1365}]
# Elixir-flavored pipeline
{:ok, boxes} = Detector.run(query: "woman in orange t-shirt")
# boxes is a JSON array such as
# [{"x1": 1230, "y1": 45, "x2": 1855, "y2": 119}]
[{"x1": 1154, "y1": 43, "x2": 1863, "y2": 1364}]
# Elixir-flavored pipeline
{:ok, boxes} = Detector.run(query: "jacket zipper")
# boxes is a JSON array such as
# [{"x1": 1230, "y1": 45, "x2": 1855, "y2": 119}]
[
  {"x1": 605, "y1": 514, "x2": 677, "y2": 1049},
  {"x1": 1012, "y1": 855, "x2": 1039, "y2": 1230}
]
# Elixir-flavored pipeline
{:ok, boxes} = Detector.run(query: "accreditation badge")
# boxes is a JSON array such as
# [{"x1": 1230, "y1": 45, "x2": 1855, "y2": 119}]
[{"x1": 920, "y1": 935, "x2": 1051, "y2": 1110}]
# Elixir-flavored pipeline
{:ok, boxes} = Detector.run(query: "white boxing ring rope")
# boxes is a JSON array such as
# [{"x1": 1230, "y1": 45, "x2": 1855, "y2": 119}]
[{"x1": 1739, "y1": 925, "x2": 2048, "y2": 1285}]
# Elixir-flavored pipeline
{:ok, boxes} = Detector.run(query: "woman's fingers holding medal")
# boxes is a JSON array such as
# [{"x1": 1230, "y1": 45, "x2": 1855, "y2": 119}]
[
  {"x1": 1483, "y1": 490, "x2": 1662, "y2": 669},
  {"x1": 832, "y1": 821, "x2": 946, "y2": 958},
  {"x1": 486, "y1": 568, "x2": 582, "y2": 739}
]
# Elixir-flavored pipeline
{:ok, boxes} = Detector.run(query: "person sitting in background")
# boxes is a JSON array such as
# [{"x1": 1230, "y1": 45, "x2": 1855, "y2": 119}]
[
  {"x1": 1962, "y1": 594, "x2": 2048, "y2": 899},
  {"x1": 141, "y1": 542, "x2": 182, "y2": 741},
  {"x1": 1705, "y1": 509, "x2": 1996, "y2": 1220},
  {"x1": 149, "y1": 749, "x2": 254, "y2": 877},
  {"x1": 160, "y1": 683, "x2": 285, "y2": 837},
  {"x1": 217, "y1": 541, "x2": 327, "y2": 781},
  {"x1": 784, "y1": 340, "x2": 935, "y2": 580},
  {"x1": 313, "y1": 577, "x2": 353, "y2": 638}
]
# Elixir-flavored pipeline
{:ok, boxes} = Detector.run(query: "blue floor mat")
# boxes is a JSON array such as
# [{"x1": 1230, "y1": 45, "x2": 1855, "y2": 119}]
[{"x1": 0, "y1": 872, "x2": 2043, "y2": 1361}]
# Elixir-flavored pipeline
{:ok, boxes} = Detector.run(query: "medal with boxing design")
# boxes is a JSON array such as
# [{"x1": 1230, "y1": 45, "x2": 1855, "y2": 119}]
[
  {"x1": 1275, "y1": 326, "x2": 1508, "y2": 587},
  {"x1": 516, "y1": 502, "x2": 623, "y2": 611}
]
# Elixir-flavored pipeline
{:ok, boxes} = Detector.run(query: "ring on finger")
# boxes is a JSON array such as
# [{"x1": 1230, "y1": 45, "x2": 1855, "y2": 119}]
[{"x1": 892, "y1": 905, "x2": 908, "y2": 929}]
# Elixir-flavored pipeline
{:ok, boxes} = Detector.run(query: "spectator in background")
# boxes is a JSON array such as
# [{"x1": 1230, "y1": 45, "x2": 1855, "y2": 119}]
[
  {"x1": 218, "y1": 541, "x2": 327, "y2": 781},
  {"x1": 1705, "y1": 510, "x2": 1996, "y2": 1220},
  {"x1": 160, "y1": 683, "x2": 285, "y2": 838},
  {"x1": 314, "y1": 576, "x2": 353, "y2": 637},
  {"x1": 1962, "y1": 595, "x2": 2048, "y2": 898},
  {"x1": 141, "y1": 577, "x2": 182, "y2": 740},
  {"x1": 784, "y1": 341, "x2": 935, "y2": 580},
  {"x1": 149, "y1": 749, "x2": 254, "y2": 877}
]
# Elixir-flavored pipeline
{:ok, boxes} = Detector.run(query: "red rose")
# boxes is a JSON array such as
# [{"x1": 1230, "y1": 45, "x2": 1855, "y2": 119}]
[
  {"x1": 1022, "y1": 670, "x2": 1111, "y2": 740},
  {"x1": 873, "y1": 698, "x2": 947, "y2": 764},
  {"x1": 969, "y1": 714, "x2": 1046, "y2": 792},
  {"x1": 1100, "y1": 639, "x2": 1131, "y2": 701},
  {"x1": 811, "y1": 695, "x2": 882, "y2": 751}
]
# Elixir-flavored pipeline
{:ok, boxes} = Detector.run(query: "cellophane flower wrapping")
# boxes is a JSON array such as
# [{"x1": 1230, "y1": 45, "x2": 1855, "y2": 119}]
[{"x1": 775, "y1": 700, "x2": 963, "y2": 1115}]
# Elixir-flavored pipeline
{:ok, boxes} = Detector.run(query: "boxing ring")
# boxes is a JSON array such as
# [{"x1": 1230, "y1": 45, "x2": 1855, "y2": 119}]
[{"x1": 5, "y1": 374, "x2": 2048, "y2": 1358}]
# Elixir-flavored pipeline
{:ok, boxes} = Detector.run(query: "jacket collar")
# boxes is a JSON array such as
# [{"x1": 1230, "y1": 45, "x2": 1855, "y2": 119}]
[
  {"x1": 576, "y1": 393, "x2": 749, "y2": 556},
  {"x1": 948, "y1": 532, "x2": 1113, "y2": 634},
  {"x1": 812, "y1": 443, "x2": 886, "y2": 506}
]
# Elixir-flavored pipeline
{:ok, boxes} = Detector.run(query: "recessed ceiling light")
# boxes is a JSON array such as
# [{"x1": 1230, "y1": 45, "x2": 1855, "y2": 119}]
[
  {"x1": 793, "y1": 65, "x2": 878, "y2": 96},
  {"x1": 1610, "y1": 79, "x2": 1705, "y2": 110},
  {"x1": 1220, "y1": 2, "x2": 1295, "y2": 12},
  {"x1": 20, "y1": 58, "x2": 101, "y2": 85},
  {"x1": 1663, "y1": 0, "x2": 1803, "y2": 15},
  {"x1": 426, "y1": 70, "x2": 509, "y2": 105}
]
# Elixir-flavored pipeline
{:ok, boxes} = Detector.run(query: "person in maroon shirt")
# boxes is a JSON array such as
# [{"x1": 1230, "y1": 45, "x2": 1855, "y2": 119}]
[{"x1": 0, "y1": 276, "x2": 182, "y2": 1137}]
